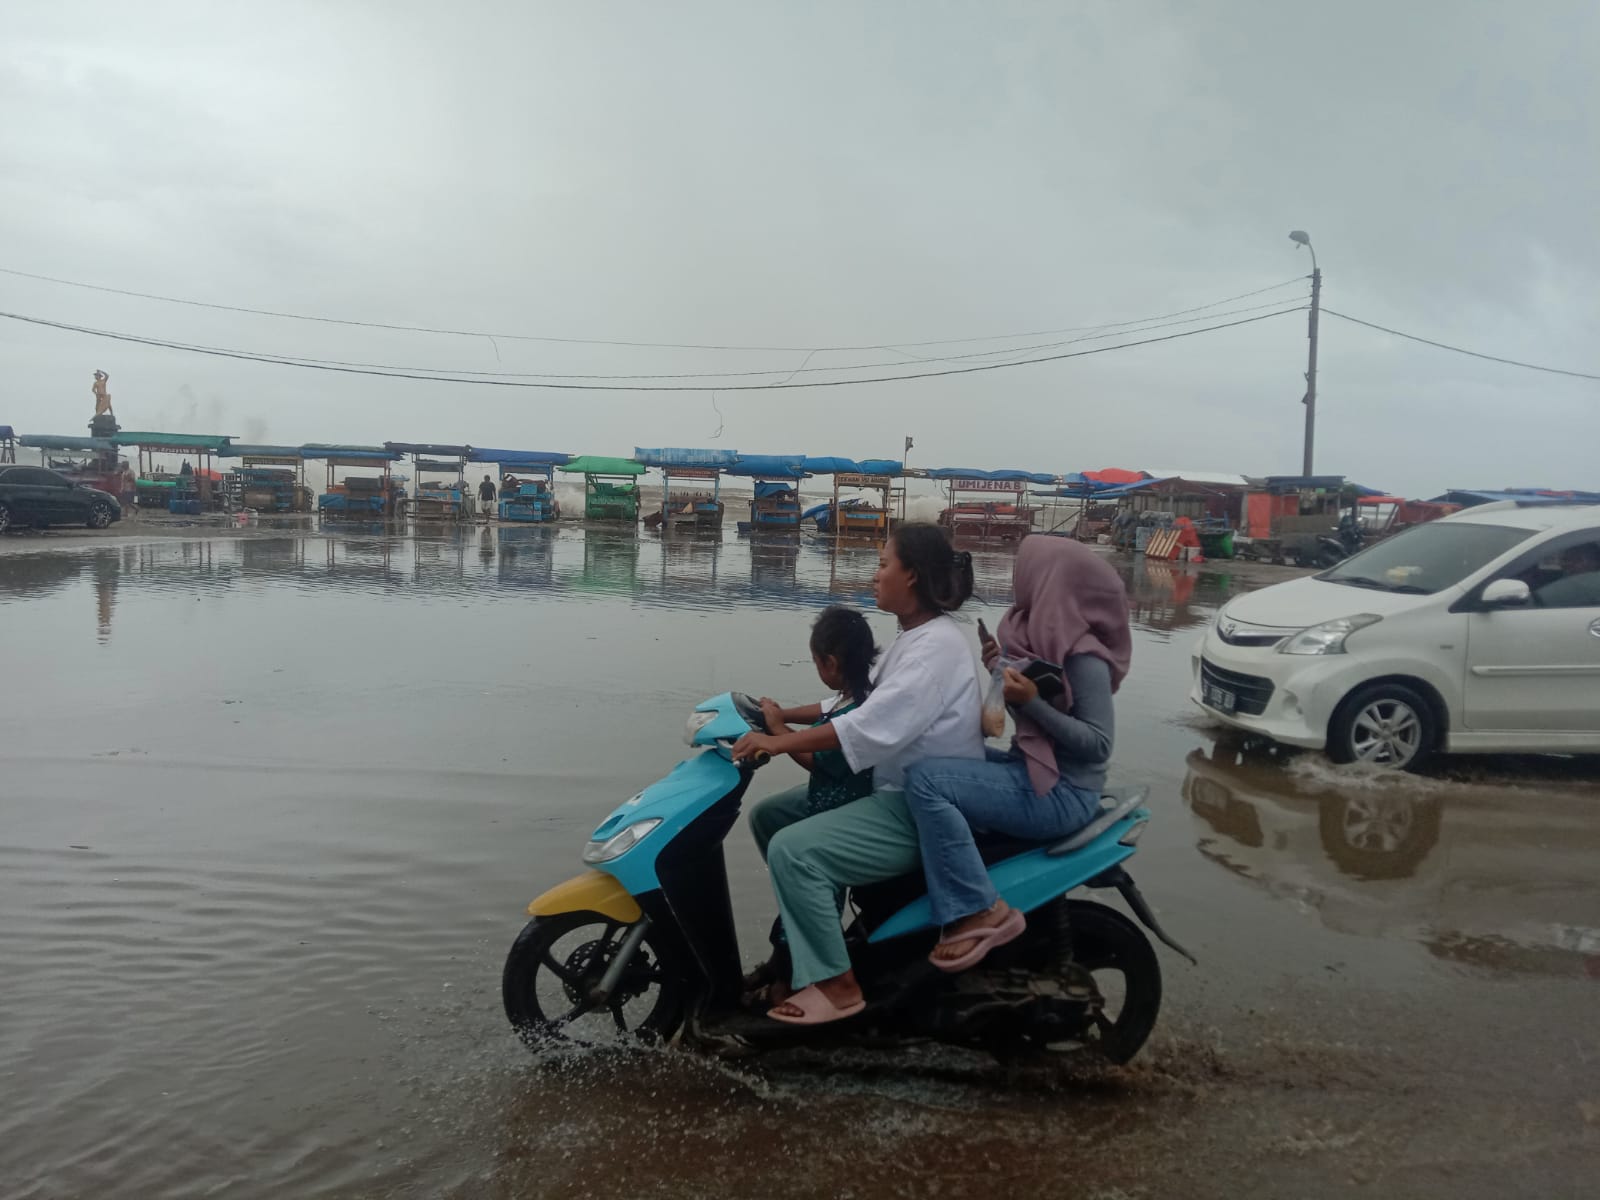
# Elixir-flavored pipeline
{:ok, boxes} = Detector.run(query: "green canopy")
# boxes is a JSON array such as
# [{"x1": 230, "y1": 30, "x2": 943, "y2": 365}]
[
  {"x1": 112, "y1": 431, "x2": 233, "y2": 451},
  {"x1": 559, "y1": 455, "x2": 645, "y2": 476}
]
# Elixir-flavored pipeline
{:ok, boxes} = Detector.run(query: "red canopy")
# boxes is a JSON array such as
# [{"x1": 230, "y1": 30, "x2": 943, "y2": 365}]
[{"x1": 1083, "y1": 467, "x2": 1148, "y2": 484}]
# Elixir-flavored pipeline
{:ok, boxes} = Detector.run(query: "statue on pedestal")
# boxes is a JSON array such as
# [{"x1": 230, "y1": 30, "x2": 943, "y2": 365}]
[{"x1": 89, "y1": 370, "x2": 120, "y2": 437}]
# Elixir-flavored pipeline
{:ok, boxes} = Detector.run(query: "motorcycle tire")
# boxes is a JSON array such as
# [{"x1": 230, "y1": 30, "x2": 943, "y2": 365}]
[
  {"x1": 502, "y1": 910, "x2": 685, "y2": 1048},
  {"x1": 1065, "y1": 899, "x2": 1163, "y2": 1065}
]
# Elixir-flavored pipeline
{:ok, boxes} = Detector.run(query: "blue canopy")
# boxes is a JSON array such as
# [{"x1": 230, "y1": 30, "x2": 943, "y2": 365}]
[
  {"x1": 0, "y1": 426, "x2": 13, "y2": 440},
  {"x1": 754, "y1": 480, "x2": 798, "y2": 498},
  {"x1": 801, "y1": 457, "x2": 903, "y2": 476},
  {"x1": 927, "y1": 467, "x2": 1058, "y2": 484},
  {"x1": 634, "y1": 447, "x2": 740, "y2": 469},
  {"x1": 727, "y1": 453, "x2": 807, "y2": 479},
  {"x1": 467, "y1": 447, "x2": 571, "y2": 465},
  {"x1": 385, "y1": 442, "x2": 469, "y2": 457},
  {"x1": 1430, "y1": 488, "x2": 1600, "y2": 507}
]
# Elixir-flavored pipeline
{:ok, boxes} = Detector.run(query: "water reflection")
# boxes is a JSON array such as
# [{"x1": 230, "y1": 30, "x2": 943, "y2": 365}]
[
  {"x1": 0, "y1": 530, "x2": 1260, "y2": 653},
  {"x1": 495, "y1": 525, "x2": 558, "y2": 589},
  {"x1": 1183, "y1": 741, "x2": 1600, "y2": 979}
]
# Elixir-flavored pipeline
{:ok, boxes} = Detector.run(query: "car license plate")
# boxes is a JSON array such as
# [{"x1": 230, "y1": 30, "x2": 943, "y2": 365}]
[{"x1": 1203, "y1": 683, "x2": 1236, "y2": 713}]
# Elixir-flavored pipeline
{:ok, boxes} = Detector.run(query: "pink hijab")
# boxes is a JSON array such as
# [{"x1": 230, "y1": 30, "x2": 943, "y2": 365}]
[{"x1": 997, "y1": 536, "x2": 1133, "y2": 795}]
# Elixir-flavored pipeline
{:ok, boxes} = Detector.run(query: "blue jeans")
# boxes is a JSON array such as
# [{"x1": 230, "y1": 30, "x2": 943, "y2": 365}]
[{"x1": 903, "y1": 749, "x2": 1102, "y2": 928}]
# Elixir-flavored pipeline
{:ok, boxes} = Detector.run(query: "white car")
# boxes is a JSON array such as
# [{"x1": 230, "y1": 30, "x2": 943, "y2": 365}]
[{"x1": 1192, "y1": 501, "x2": 1600, "y2": 770}]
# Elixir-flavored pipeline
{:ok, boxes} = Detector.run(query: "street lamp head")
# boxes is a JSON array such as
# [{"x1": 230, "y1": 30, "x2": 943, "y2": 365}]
[{"x1": 1288, "y1": 230, "x2": 1312, "y2": 248}]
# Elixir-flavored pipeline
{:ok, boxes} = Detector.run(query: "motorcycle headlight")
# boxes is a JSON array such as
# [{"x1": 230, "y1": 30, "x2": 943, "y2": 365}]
[
  {"x1": 1278, "y1": 613, "x2": 1382, "y2": 656},
  {"x1": 684, "y1": 710, "x2": 718, "y2": 745},
  {"x1": 582, "y1": 818, "x2": 662, "y2": 864}
]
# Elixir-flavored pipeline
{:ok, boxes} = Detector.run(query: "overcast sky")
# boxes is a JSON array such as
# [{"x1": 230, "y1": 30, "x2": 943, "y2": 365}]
[{"x1": 1, "y1": 0, "x2": 1595, "y2": 495}]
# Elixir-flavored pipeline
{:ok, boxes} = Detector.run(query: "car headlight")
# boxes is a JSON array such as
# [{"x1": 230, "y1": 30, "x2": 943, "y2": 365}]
[
  {"x1": 1278, "y1": 614, "x2": 1382, "y2": 656},
  {"x1": 582, "y1": 818, "x2": 662, "y2": 864},
  {"x1": 684, "y1": 710, "x2": 718, "y2": 745}
]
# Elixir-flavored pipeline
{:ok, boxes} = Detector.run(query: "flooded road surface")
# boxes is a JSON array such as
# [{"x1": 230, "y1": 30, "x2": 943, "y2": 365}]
[{"x1": 2, "y1": 525, "x2": 1597, "y2": 1198}]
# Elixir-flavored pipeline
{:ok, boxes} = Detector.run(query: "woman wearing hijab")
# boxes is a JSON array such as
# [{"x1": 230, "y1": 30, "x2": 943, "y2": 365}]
[{"x1": 902, "y1": 535, "x2": 1132, "y2": 972}]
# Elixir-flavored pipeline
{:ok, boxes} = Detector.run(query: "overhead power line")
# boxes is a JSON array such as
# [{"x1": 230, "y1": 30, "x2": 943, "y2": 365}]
[
  {"x1": 0, "y1": 306, "x2": 1305, "y2": 391},
  {"x1": 0, "y1": 295, "x2": 1302, "y2": 384},
  {"x1": 1323, "y1": 309, "x2": 1600, "y2": 382},
  {"x1": 0, "y1": 262, "x2": 1306, "y2": 354}
]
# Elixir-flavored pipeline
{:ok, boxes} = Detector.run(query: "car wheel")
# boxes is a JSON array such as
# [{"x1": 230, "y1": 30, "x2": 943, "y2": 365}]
[
  {"x1": 1327, "y1": 682, "x2": 1437, "y2": 772},
  {"x1": 88, "y1": 501, "x2": 115, "y2": 529},
  {"x1": 0, "y1": 503, "x2": 10, "y2": 534}
]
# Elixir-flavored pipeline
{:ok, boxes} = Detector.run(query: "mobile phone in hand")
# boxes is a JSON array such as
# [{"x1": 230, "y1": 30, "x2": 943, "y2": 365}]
[{"x1": 1021, "y1": 658, "x2": 1066, "y2": 703}]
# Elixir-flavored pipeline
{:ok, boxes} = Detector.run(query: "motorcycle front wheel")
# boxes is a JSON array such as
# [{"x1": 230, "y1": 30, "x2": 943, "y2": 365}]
[{"x1": 502, "y1": 910, "x2": 685, "y2": 1048}]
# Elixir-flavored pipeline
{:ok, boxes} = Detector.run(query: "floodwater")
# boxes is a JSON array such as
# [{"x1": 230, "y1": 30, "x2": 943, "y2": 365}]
[{"x1": 2, "y1": 522, "x2": 1597, "y2": 1199}]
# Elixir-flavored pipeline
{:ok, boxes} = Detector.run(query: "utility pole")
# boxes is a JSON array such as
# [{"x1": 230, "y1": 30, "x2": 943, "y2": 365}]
[{"x1": 1289, "y1": 230, "x2": 1320, "y2": 476}]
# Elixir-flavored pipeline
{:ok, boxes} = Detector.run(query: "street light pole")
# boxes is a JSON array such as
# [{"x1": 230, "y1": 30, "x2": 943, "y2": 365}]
[{"x1": 1289, "y1": 230, "x2": 1321, "y2": 476}]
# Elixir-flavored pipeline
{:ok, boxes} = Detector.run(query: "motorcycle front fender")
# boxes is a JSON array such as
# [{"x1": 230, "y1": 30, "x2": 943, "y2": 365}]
[{"x1": 527, "y1": 870, "x2": 642, "y2": 925}]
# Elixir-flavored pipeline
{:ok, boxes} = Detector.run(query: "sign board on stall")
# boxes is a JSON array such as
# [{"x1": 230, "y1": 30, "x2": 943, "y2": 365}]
[
  {"x1": 835, "y1": 473, "x2": 892, "y2": 489},
  {"x1": 949, "y1": 478, "x2": 1026, "y2": 493}
]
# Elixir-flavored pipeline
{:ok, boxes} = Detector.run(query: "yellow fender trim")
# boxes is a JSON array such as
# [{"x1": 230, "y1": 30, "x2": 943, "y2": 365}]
[{"x1": 527, "y1": 870, "x2": 642, "y2": 925}]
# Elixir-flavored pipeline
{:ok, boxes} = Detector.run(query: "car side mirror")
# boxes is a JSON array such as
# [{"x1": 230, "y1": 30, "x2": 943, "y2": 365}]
[{"x1": 1481, "y1": 578, "x2": 1531, "y2": 608}]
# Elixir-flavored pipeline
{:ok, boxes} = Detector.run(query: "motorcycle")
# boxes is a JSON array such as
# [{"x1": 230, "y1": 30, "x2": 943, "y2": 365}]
[
  {"x1": 502, "y1": 691, "x2": 1194, "y2": 1064},
  {"x1": 1309, "y1": 509, "x2": 1367, "y2": 569}
]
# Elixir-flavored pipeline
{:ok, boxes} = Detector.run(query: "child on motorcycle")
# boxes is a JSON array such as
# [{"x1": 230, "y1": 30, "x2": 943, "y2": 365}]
[
  {"x1": 903, "y1": 535, "x2": 1131, "y2": 972},
  {"x1": 757, "y1": 605, "x2": 880, "y2": 817}
]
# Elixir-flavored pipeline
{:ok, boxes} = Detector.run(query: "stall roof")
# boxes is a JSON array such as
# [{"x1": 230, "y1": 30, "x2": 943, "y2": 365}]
[
  {"x1": 1140, "y1": 469, "x2": 1250, "y2": 488},
  {"x1": 1080, "y1": 467, "x2": 1149, "y2": 485},
  {"x1": 802, "y1": 456, "x2": 903, "y2": 476},
  {"x1": 0, "y1": 426, "x2": 13, "y2": 440},
  {"x1": 111, "y1": 431, "x2": 233, "y2": 451},
  {"x1": 384, "y1": 442, "x2": 470, "y2": 457},
  {"x1": 301, "y1": 443, "x2": 401, "y2": 461},
  {"x1": 559, "y1": 455, "x2": 646, "y2": 476},
  {"x1": 219, "y1": 443, "x2": 304, "y2": 459},
  {"x1": 1430, "y1": 487, "x2": 1600, "y2": 507},
  {"x1": 726, "y1": 453, "x2": 808, "y2": 478},
  {"x1": 415, "y1": 459, "x2": 467, "y2": 473},
  {"x1": 634, "y1": 447, "x2": 740, "y2": 469},
  {"x1": 20, "y1": 434, "x2": 117, "y2": 452},
  {"x1": 927, "y1": 467, "x2": 1058, "y2": 484},
  {"x1": 466, "y1": 447, "x2": 571, "y2": 465}
]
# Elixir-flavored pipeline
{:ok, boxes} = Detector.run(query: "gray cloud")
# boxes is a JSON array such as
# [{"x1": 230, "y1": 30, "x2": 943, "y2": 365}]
[{"x1": 0, "y1": 0, "x2": 1593, "y2": 494}]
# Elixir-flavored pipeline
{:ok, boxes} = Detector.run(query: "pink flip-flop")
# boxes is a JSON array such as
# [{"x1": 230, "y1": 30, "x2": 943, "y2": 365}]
[
  {"x1": 930, "y1": 907, "x2": 1027, "y2": 973},
  {"x1": 767, "y1": 984, "x2": 867, "y2": 1026}
]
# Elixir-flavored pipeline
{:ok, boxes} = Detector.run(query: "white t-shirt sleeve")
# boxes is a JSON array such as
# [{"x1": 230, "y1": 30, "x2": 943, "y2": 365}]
[{"x1": 830, "y1": 659, "x2": 948, "y2": 774}]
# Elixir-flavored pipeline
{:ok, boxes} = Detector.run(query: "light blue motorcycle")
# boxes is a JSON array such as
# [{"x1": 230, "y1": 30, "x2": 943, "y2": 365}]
[{"x1": 503, "y1": 691, "x2": 1193, "y2": 1062}]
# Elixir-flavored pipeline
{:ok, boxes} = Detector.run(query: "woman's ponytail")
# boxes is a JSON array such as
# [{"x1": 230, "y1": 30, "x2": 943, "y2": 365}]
[{"x1": 890, "y1": 523, "x2": 974, "y2": 614}]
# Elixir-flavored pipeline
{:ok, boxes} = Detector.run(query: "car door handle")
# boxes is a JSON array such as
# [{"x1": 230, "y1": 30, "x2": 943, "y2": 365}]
[{"x1": 1590, "y1": 618, "x2": 1600, "y2": 639}]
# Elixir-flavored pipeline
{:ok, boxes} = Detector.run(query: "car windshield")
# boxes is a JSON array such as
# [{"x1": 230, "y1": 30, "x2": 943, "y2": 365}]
[{"x1": 1320, "y1": 521, "x2": 1536, "y2": 594}]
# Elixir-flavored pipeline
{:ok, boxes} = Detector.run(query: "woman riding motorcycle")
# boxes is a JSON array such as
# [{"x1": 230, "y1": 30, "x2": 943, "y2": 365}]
[{"x1": 732, "y1": 523, "x2": 983, "y2": 1025}]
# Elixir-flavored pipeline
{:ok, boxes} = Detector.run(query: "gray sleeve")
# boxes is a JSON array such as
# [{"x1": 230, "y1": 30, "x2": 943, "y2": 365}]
[{"x1": 1017, "y1": 655, "x2": 1115, "y2": 764}]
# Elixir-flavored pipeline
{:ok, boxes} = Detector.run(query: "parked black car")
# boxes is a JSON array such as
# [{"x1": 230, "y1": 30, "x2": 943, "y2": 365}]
[{"x1": 0, "y1": 466, "x2": 123, "y2": 533}]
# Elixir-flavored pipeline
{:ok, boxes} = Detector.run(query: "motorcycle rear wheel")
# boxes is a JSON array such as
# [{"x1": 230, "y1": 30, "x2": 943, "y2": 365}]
[
  {"x1": 1061, "y1": 899, "x2": 1163, "y2": 1065},
  {"x1": 502, "y1": 910, "x2": 685, "y2": 1048}
]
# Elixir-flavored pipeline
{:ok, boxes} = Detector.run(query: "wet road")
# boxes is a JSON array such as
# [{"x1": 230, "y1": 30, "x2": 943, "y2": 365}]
[{"x1": 2, "y1": 523, "x2": 1597, "y2": 1198}]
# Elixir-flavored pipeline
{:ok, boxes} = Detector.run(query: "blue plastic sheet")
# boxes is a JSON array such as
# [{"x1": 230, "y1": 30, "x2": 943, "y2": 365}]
[
  {"x1": 633, "y1": 447, "x2": 740, "y2": 468},
  {"x1": 800, "y1": 457, "x2": 903, "y2": 476},
  {"x1": 727, "y1": 454, "x2": 807, "y2": 478},
  {"x1": 467, "y1": 448, "x2": 571, "y2": 465}
]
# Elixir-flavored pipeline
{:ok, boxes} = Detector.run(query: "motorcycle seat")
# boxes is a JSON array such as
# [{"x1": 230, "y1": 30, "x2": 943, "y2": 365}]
[{"x1": 972, "y1": 785, "x2": 1149, "y2": 864}]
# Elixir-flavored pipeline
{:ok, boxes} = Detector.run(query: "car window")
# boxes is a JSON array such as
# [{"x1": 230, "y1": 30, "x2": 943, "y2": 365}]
[
  {"x1": 1, "y1": 468, "x2": 60, "y2": 487},
  {"x1": 1320, "y1": 521, "x2": 1536, "y2": 594},
  {"x1": 1528, "y1": 538, "x2": 1600, "y2": 609}
]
